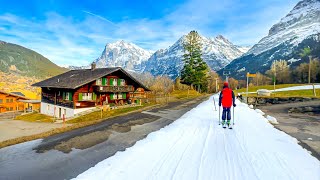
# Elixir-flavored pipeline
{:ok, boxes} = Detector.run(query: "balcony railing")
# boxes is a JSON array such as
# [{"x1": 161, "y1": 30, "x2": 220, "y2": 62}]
[
  {"x1": 41, "y1": 95, "x2": 74, "y2": 108},
  {"x1": 94, "y1": 85, "x2": 134, "y2": 93}
]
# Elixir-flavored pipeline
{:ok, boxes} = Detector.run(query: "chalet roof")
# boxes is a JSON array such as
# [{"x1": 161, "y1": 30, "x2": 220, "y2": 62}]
[
  {"x1": 0, "y1": 90, "x2": 30, "y2": 100},
  {"x1": 32, "y1": 67, "x2": 150, "y2": 90},
  {"x1": 11, "y1": 92, "x2": 25, "y2": 96}
]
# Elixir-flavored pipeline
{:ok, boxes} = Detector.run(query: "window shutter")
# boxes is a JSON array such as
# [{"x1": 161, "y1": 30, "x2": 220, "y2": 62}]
[
  {"x1": 93, "y1": 93, "x2": 96, "y2": 100},
  {"x1": 110, "y1": 94, "x2": 113, "y2": 100},
  {"x1": 63, "y1": 92, "x2": 66, "y2": 100},
  {"x1": 79, "y1": 93, "x2": 83, "y2": 101},
  {"x1": 117, "y1": 79, "x2": 121, "y2": 86},
  {"x1": 69, "y1": 92, "x2": 73, "y2": 101},
  {"x1": 123, "y1": 93, "x2": 126, "y2": 99},
  {"x1": 102, "y1": 78, "x2": 106, "y2": 86},
  {"x1": 110, "y1": 78, "x2": 113, "y2": 85}
]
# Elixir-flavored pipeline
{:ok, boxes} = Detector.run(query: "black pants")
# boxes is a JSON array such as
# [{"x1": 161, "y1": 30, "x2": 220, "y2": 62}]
[{"x1": 222, "y1": 107, "x2": 231, "y2": 121}]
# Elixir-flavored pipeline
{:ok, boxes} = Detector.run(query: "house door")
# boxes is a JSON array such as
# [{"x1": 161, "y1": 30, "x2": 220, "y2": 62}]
[{"x1": 59, "y1": 108, "x2": 62, "y2": 118}]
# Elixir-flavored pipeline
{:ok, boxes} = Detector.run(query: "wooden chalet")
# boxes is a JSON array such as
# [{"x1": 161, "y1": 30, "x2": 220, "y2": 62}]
[
  {"x1": 0, "y1": 90, "x2": 39, "y2": 113},
  {"x1": 32, "y1": 64, "x2": 150, "y2": 118}
]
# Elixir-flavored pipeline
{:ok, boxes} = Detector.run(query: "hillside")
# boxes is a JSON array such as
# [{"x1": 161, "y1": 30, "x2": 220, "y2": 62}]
[{"x1": 0, "y1": 40, "x2": 67, "y2": 78}]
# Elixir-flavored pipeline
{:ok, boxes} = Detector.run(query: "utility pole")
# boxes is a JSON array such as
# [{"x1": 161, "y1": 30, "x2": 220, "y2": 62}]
[
  {"x1": 308, "y1": 55, "x2": 312, "y2": 84},
  {"x1": 273, "y1": 62, "x2": 276, "y2": 92},
  {"x1": 223, "y1": 70, "x2": 230, "y2": 83},
  {"x1": 246, "y1": 72, "x2": 249, "y2": 98}
]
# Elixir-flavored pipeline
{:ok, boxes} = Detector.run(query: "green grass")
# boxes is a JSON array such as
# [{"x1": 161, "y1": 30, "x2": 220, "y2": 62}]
[
  {"x1": 171, "y1": 89, "x2": 202, "y2": 99},
  {"x1": 272, "y1": 89, "x2": 320, "y2": 97},
  {"x1": 15, "y1": 112, "x2": 54, "y2": 123},
  {"x1": 67, "y1": 105, "x2": 150, "y2": 124}
]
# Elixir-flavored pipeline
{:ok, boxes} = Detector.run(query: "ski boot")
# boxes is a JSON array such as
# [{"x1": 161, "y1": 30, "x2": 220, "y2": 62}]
[
  {"x1": 227, "y1": 120, "x2": 232, "y2": 129},
  {"x1": 222, "y1": 120, "x2": 227, "y2": 128}
]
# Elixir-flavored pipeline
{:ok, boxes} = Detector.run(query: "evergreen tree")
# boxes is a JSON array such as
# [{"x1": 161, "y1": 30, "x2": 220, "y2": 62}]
[{"x1": 180, "y1": 30, "x2": 209, "y2": 92}]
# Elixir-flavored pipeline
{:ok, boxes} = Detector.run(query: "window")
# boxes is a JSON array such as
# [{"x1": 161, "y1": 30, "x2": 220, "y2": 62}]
[
  {"x1": 6, "y1": 99, "x2": 9, "y2": 103},
  {"x1": 47, "y1": 105, "x2": 50, "y2": 111},
  {"x1": 113, "y1": 79, "x2": 117, "y2": 86},
  {"x1": 10, "y1": 99, "x2": 13, "y2": 103},
  {"x1": 9, "y1": 107, "x2": 13, "y2": 111},
  {"x1": 118, "y1": 93, "x2": 123, "y2": 99},
  {"x1": 63, "y1": 92, "x2": 73, "y2": 101},
  {"x1": 110, "y1": 93, "x2": 118, "y2": 100},
  {"x1": 96, "y1": 78, "x2": 102, "y2": 85},
  {"x1": 0, "y1": 99, "x2": 2, "y2": 104},
  {"x1": 6, "y1": 108, "x2": 9, "y2": 111},
  {"x1": 120, "y1": 79, "x2": 125, "y2": 86},
  {"x1": 79, "y1": 93, "x2": 95, "y2": 101}
]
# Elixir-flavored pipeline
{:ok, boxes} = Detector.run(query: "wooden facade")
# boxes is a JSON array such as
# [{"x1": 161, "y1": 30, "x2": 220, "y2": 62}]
[
  {"x1": 40, "y1": 71, "x2": 148, "y2": 110},
  {"x1": 0, "y1": 91, "x2": 30, "y2": 113}
]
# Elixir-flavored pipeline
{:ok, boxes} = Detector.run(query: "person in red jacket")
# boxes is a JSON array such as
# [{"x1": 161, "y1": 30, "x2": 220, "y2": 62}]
[{"x1": 219, "y1": 82, "x2": 236, "y2": 126}]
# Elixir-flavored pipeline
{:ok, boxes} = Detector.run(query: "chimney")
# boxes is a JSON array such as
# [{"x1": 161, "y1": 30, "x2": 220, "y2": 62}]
[{"x1": 91, "y1": 62, "x2": 96, "y2": 71}]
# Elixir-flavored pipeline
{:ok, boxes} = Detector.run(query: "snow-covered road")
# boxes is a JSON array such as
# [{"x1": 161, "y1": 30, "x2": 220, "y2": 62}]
[{"x1": 74, "y1": 95, "x2": 320, "y2": 180}]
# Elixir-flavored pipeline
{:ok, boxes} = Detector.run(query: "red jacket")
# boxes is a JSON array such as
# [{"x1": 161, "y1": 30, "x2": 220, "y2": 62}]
[{"x1": 219, "y1": 87, "x2": 235, "y2": 108}]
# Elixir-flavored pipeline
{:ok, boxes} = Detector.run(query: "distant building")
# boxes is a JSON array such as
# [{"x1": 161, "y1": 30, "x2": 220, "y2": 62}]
[
  {"x1": 0, "y1": 91, "x2": 35, "y2": 113},
  {"x1": 32, "y1": 65, "x2": 150, "y2": 118}
]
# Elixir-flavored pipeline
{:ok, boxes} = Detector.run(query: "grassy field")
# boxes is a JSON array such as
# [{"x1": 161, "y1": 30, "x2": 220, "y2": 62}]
[
  {"x1": 15, "y1": 112, "x2": 54, "y2": 122},
  {"x1": 67, "y1": 105, "x2": 150, "y2": 124},
  {"x1": 170, "y1": 89, "x2": 202, "y2": 99}
]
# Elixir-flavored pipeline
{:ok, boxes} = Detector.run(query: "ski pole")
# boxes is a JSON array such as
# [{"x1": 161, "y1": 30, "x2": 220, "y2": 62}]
[
  {"x1": 219, "y1": 106, "x2": 221, "y2": 125},
  {"x1": 213, "y1": 98, "x2": 217, "y2": 111},
  {"x1": 233, "y1": 106, "x2": 235, "y2": 125}
]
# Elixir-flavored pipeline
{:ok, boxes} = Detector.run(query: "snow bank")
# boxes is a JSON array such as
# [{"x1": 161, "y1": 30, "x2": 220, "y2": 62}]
[
  {"x1": 74, "y1": 95, "x2": 320, "y2": 180},
  {"x1": 267, "y1": 115, "x2": 279, "y2": 124},
  {"x1": 255, "y1": 109, "x2": 265, "y2": 115},
  {"x1": 274, "y1": 84, "x2": 320, "y2": 92}
]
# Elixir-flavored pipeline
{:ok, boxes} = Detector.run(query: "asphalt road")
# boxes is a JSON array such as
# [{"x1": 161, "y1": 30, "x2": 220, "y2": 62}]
[
  {"x1": 0, "y1": 96, "x2": 209, "y2": 180},
  {"x1": 259, "y1": 100, "x2": 320, "y2": 161}
]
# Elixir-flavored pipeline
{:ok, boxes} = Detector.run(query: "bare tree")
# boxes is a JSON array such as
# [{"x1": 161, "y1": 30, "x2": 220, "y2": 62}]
[{"x1": 266, "y1": 60, "x2": 291, "y2": 84}]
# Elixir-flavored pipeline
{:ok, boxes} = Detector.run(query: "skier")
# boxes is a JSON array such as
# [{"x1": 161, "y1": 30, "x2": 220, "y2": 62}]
[{"x1": 219, "y1": 82, "x2": 236, "y2": 127}]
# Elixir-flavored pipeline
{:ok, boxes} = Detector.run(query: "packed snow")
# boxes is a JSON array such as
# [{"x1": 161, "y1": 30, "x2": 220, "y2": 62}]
[
  {"x1": 255, "y1": 109, "x2": 265, "y2": 116},
  {"x1": 266, "y1": 115, "x2": 279, "y2": 125},
  {"x1": 273, "y1": 84, "x2": 320, "y2": 92},
  {"x1": 74, "y1": 95, "x2": 320, "y2": 180}
]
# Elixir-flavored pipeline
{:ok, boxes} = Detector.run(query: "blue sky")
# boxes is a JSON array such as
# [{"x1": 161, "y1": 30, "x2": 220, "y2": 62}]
[{"x1": 0, "y1": 0, "x2": 300, "y2": 66}]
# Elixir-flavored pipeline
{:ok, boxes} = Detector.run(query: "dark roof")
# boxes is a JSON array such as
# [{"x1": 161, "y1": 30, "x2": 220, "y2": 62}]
[
  {"x1": 32, "y1": 67, "x2": 150, "y2": 90},
  {"x1": 11, "y1": 92, "x2": 25, "y2": 96},
  {"x1": 0, "y1": 90, "x2": 30, "y2": 100}
]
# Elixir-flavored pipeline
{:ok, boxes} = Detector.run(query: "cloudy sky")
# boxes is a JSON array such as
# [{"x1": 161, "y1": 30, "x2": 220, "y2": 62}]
[{"x1": 0, "y1": 0, "x2": 300, "y2": 66}]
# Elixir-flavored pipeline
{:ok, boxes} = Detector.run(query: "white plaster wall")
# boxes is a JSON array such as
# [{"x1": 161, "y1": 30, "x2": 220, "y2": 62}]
[{"x1": 40, "y1": 102, "x2": 74, "y2": 118}]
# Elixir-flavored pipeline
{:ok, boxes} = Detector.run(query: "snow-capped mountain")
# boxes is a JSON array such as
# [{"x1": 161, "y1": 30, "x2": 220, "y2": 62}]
[
  {"x1": 221, "y1": 0, "x2": 320, "y2": 79},
  {"x1": 143, "y1": 34, "x2": 248, "y2": 79},
  {"x1": 94, "y1": 40, "x2": 152, "y2": 72}
]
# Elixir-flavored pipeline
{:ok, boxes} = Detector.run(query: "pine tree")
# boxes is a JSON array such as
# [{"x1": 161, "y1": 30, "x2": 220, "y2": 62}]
[{"x1": 180, "y1": 30, "x2": 209, "y2": 92}]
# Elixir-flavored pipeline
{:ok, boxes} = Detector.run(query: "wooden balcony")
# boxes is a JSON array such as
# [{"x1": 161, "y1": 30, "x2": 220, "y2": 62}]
[{"x1": 94, "y1": 85, "x2": 134, "y2": 93}]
